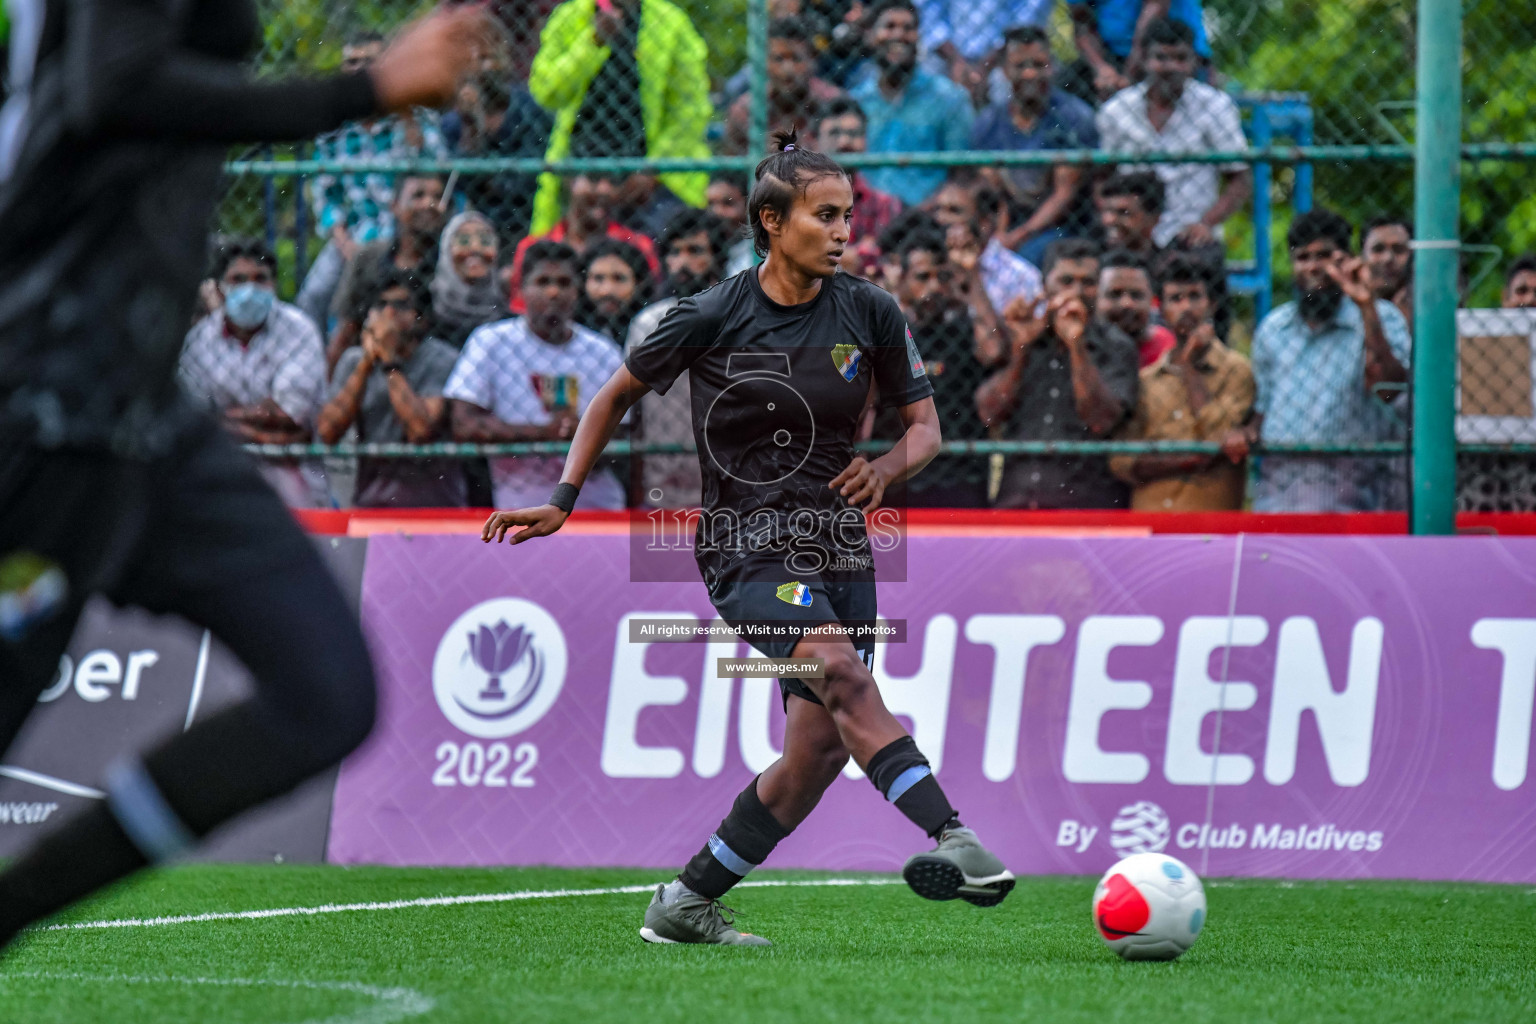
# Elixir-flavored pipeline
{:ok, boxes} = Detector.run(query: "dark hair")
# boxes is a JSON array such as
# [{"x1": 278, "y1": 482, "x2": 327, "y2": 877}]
[
  {"x1": 865, "y1": 0, "x2": 919, "y2": 29},
  {"x1": 580, "y1": 238, "x2": 653, "y2": 304},
  {"x1": 212, "y1": 237, "x2": 276, "y2": 279},
  {"x1": 369, "y1": 266, "x2": 432, "y2": 318},
  {"x1": 1143, "y1": 16, "x2": 1196, "y2": 49},
  {"x1": 709, "y1": 172, "x2": 749, "y2": 198},
  {"x1": 1361, "y1": 214, "x2": 1412, "y2": 248},
  {"x1": 1507, "y1": 253, "x2": 1536, "y2": 282},
  {"x1": 748, "y1": 128, "x2": 851, "y2": 258},
  {"x1": 1100, "y1": 248, "x2": 1151, "y2": 278},
  {"x1": 898, "y1": 230, "x2": 947, "y2": 270},
  {"x1": 522, "y1": 240, "x2": 581, "y2": 280},
  {"x1": 1287, "y1": 207, "x2": 1353, "y2": 254},
  {"x1": 1155, "y1": 251, "x2": 1211, "y2": 299},
  {"x1": 1098, "y1": 171, "x2": 1166, "y2": 217},
  {"x1": 811, "y1": 95, "x2": 868, "y2": 135},
  {"x1": 1002, "y1": 25, "x2": 1051, "y2": 50},
  {"x1": 1041, "y1": 238, "x2": 1102, "y2": 278},
  {"x1": 657, "y1": 208, "x2": 734, "y2": 275},
  {"x1": 972, "y1": 182, "x2": 1005, "y2": 223},
  {"x1": 877, "y1": 208, "x2": 942, "y2": 259},
  {"x1": 769, "y1": 16, "x2": 814, "y2": 48}
]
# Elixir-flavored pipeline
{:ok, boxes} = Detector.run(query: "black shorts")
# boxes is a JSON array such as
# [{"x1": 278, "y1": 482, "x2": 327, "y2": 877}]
[
  {"x1": 705, "y1": 556, "x2": 877, "y2": 709},
  {"x1": 0, "y1": 418, "x2": 317, "y2": 690}
]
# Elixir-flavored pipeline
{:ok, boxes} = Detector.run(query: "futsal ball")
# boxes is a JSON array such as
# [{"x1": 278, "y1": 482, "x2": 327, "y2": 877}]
[{"x1": 1091, "y1": 853, "x2": 1206, "y2": 961}]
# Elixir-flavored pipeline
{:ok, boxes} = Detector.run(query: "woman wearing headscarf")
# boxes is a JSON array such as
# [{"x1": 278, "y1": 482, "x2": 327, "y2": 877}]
[
  {"x1": 576, "y1": 237, "x2": 653, "y2": 347},
  {"x1": 430, "y1": 211, "x2": 509, "y2": 347}
]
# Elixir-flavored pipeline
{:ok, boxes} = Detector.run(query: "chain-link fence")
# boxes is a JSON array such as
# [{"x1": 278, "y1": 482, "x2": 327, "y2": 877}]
[{"x1": 212, "y1": 0, "x2": 1536, "y2": 516}]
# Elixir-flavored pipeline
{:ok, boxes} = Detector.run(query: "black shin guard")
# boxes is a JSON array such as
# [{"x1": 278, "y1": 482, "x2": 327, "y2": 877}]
[
  {"x1": 865, "y1": 736, "x2": 961, "y2": 838},
  {"x1": 679, "y1": 776, "x2": 792, "y2": 900}
]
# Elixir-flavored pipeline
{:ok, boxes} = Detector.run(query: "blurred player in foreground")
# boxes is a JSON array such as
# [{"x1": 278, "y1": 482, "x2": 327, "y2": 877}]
[
  {"x1": 0, "y1": 0, "x2": 484, "y2": 950},
  {"x1": 484, "y1": 130, "x2": 1015, "y2": 946}
]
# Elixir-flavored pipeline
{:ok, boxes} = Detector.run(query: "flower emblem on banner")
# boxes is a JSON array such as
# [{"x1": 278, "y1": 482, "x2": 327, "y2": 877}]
[{"x1": 433, "y1": 598, "x2": 567, "y2": 739}]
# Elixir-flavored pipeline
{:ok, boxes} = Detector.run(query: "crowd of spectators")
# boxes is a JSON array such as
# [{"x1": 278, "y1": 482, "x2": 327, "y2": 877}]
[{"x1": 178, "y1": 2, "x2": 1536, "y2": 514}]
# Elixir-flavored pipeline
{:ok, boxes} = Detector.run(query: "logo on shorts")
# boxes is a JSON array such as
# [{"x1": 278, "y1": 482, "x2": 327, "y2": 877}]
[
  {"x1": 831, "y1": 343, "x2": 863, "y2": 382},
  {"x1": 0, "y1": 552, "x2": 69, "y2": 642},
  {"x1": 1110, "y1": 800, "x2": 1171, "y2": 857},
  {"x1": 433, "y1": 598, "x2": 567, "y2": 738},
  {"x1": 775, "y1": 581, "x2": 813, "y2": 607},
  {"x1": 905, "y1": 325, "x2": 925, "y2": 377}
]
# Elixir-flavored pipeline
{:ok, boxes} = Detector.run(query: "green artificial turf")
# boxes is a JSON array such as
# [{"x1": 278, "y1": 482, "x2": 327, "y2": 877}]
[{"x1": 2, "y1": 865, "x2": 1532, "y2": 1023}]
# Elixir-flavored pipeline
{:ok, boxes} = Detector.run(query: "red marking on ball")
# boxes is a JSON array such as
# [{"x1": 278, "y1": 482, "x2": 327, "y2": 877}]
[{"x1": 1095, "y1": 872, "x2": 1151, "y2": 940}]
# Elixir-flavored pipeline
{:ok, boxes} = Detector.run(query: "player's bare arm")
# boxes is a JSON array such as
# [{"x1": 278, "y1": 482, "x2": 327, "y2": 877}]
[
  {"x1": 482, "y1": 365, "x2": 652, "y2": 544},
  {"x1": 831, "y1": 395, "x2": 942, "y2": 511}
]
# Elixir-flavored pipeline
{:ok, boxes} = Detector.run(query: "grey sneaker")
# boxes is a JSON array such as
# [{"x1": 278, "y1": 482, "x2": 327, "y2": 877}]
[
  {"x1": 639, "y1": 883, "x2": 772, "y2": 945},
  {"x1": 902, "y1": 825, "x2": 1016, "y2": 907}
]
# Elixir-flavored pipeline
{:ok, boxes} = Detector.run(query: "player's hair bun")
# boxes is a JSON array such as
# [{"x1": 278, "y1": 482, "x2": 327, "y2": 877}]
[{"x1": 771, "y1": 127, "x2": 799, "y2": 153}]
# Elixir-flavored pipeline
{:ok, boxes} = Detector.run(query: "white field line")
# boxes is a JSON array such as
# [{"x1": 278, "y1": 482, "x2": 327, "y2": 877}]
[
  {"x1": 1, "y1": 971, "x2": 433, "y2": 1024},
  {"x1": 48, "y1": 877, "x2": 906, "y2": 932}
]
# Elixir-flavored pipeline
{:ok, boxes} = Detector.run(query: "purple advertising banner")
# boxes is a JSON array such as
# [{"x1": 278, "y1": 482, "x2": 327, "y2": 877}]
[{"x1": 329, "y1": 533, "x2": 1536, "y2": 882}]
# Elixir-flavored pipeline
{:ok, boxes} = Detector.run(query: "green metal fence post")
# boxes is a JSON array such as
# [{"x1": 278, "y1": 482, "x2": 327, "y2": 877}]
[
  {"x1": 1410, "y1": 0, "x2": 1463, "y2": 534},
  {"x1": 747, "y1": 0, "x2": 769, "y2": 265}
]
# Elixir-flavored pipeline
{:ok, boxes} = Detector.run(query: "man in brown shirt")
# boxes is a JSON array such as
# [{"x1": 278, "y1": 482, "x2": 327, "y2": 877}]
[{"x1": 1111, "y1": 253, "x2": 1254, "y2": 510}]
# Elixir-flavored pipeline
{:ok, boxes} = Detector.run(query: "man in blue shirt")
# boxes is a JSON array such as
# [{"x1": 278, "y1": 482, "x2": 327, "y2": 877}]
[
  {"x1": 913, "y1": 0, "x2": 1055, "y2": 108},
  {"x1": 1240, "y1": 208, "x2": 1412, "y2": 512},
  {"x1": 850, "y1": 0, "x2": 975, "y2": 207},
  {"x1": 969, "y1": 26, "x2": 1098, "y2": 267},
  {"x1": 1064, "y1": 0, "x2": 1211, "y2": 103}
]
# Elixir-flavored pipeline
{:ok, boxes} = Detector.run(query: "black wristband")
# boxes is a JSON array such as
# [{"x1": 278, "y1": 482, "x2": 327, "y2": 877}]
[{"x1": 549, "y1": 482, "x2": 579, "y2": 514}]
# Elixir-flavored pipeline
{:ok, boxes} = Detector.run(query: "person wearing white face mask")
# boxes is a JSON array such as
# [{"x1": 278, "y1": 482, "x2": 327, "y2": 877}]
[{"x1": 179, "y1": 238, "x2": 329, "y2": 506}]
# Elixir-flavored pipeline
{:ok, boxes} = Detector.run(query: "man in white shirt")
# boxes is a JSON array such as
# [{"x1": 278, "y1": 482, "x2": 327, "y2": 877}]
[
  {"x1": 1096, "y1": 17, "x2": 1251, "y2": 249},
  {"x1": 445, "y1": 241, "x2": 630, "y2": 509},
  {"x1": 179, "y1": 238, "x2": 328, "y2": 506}
]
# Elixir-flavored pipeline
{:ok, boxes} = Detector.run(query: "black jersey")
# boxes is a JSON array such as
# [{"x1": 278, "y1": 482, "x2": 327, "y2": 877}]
[
  {"x1": 624, "y1": 268, "x2": 934, "y2": 583},
  {"x1": 0, "y1": 0, "x2": 376, "y2": 456}
]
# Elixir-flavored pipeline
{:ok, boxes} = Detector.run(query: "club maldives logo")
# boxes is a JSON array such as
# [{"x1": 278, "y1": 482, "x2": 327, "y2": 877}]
[
  {"x1": 831, "y1": 343, "x2": 863, "y2": 382},
  {"x1": 432, "y1": 598, "x2": 567, "y2": 739},
  {"x1": 1110, "y1": 800, "x2": 1170, "y2": 857}
]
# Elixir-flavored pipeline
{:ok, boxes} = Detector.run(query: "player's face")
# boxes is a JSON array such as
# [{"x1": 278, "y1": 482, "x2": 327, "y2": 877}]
[
  {"x1": 1505, "y1": 270, "x2": 1536, "y2": 309},
  {"x1": 523, "y1": 259, "x2": 579, "y2": 337},
  {"x1": 1099, "y1": 191, "x2": 1158, "y2": 249},
  {"x1": 449, "y1": 218, "x2": 498, "y2": 284},
  {"x1": 1097, "y1": 267, "x2": 1153, "y2": 338},
  {"x1": 584, "y1": 254, "x2": 638, "y2": 315},
  {"x1": 707, "y1": 181, "x2": 747, "y2": 228},
  {"x1": 1161, "y1": 280, "x2": 1212, "y2": 338},
  {"x1": 771, "y1": 174, "x2": 852, "y2": 278},
  {"x1": 1045, "y1": 257, "x2": 1100, "y2": 309},
  {"x1": 1363, "y1": 224, "x2": 1412, "y2": 295}
]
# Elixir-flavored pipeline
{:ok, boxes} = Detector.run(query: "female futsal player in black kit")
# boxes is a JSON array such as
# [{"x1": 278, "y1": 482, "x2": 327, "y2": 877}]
[
  {"x1": 0, "y1": 2, "x2": 483, "y2": 951},
  {"x1": 483, "y1": 131, "x2": 1015, "y2": 945}
]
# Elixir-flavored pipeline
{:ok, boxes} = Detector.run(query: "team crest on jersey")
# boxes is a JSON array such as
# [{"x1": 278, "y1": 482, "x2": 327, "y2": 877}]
[
  {"x1": 905, "y1": 325, "x2": 925, "y2": 377},
  {"x1": 776, "y1": 581, "x2": 814, "y2": 607},
  {"x1": 831, "y1": 343, "x2": 863, "y2": 382}
]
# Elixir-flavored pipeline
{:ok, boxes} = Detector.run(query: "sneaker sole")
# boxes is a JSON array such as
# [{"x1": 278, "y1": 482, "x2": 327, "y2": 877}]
[
  {"x1": 904, "y1": 858, "x2": 1017, "y2": 907},
  {"x1": 639, "y1": 926, "x2": 679, "y2": 944}
]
